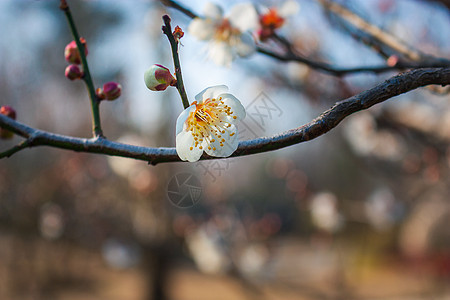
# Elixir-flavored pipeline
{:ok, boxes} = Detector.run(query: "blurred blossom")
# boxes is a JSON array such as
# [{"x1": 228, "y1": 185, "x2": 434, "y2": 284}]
[
  {"x1": 130, "y1": 168, "x2": 158, "y2": 194},
  {"x1": 186, "y1": 225, "x2": 230, "y2": 274},
  {"x1": 286, "y1": 62, "x2": 310, "y2": 83},
  {"x1": 102, "y1": 239, "x2": 141, "y2": 269},
  {"x1": 389, "y1": 102, "x2": 450, "y2": 141},
  {"x1": 285, "y1": 168, "x2": 307, "y2": 194},
  {"x1": 399, "y1": 196, "x2": 450, "y2": 257},
  {"x1": 249, "y1": 213, "x2": 282, "y2": 239},
  {"x1": 378, "y1": 0, "x2": 396, "y2": 13},
  {"x1": 266, "y1": 157, "x2": 294, "y2": 179},
  {"x1": 203, "y1": 179, "x2": 230, "y2": 203},
  {"x1": 309, "y1": 192, "x2": 343, "y2": 233},
  {"x1": 107, "y1": 135, "x2": 146, "y2": 178},
  {"x1": 255, "y1": 0, "x2": 300, "y2": 41},
  {"x1": 421, "y1": 147, "x2": 441, "y2": 182},
  {"x1": 172, "y1": 214, "x2": 196, "y2": 237},
  {"x1": 447, "y1": 147, "x2": 450, "y2": 168},
  {"x1": 188, "y1": 2, "x2": 258, "y2": 67},
  {"x1": 402, "y1": 154, "x2": 421, "y2": 174},
  {"x1": 365, "y1": 187, "x2": 402, "y2": 231},
  {"x1": 441, "y1": 110, "x2": 450, "y2": 141},
  {"x1": 236, "y1": 243, "x2": 269, "y2": 277},
  {"x1": 108, "y1": 134, "x2": 158, "y2": 194},
  {"x1": 39, "y1": 203, "x2": 64, "y2": 240},
  {"x1": 344, "y1": 112, "x2": 405, "y2": 160}
]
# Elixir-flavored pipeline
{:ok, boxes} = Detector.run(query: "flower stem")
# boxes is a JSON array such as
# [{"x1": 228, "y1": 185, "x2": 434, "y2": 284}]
[
  {"x1": 162, "y1": 15, "x2": 190, "y2": 110},
  {"x1": 60, "y1": 0, "x2": 103, "y2": 137}
]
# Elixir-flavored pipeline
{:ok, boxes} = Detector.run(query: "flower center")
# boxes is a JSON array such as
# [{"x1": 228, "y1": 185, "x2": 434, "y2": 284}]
[
  {"x1": 260, "y1": 9, "x2": 285, "y2": 29},
  {"x1": 185, "y1": 97, "x2": 237, "y2": 150},
  {"x1": 214, "y1": 19, "x2": 241, "y2": 42}
]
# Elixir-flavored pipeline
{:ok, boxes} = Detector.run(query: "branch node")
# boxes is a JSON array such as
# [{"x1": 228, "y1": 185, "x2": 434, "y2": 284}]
[{"x1": 59, "y1": 0, "x2": 68, "y2": 11}]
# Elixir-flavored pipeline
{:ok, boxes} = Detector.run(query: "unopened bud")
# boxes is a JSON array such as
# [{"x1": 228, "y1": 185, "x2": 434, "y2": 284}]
[
  {"x1": 144, "y1": 64, "x2": 177, "y2": 91},
  {"x1": 65, "y1": 64, "x2": 83, "y2": 80},
  {"x1": 96, "y1": 87, "x2": 106, "y2": 100},
  {"x1": 64, "y1": 38, "x2": 88, "y2": 64},
  {"x1": 387, "y1": 55, "x2": 399, "y2": 67},
  {"x1": 102, "y1": 82, "x2": 122, "y2": 101},
  {"x1": 59, "y1": 0, "x2": 68, "y2": 11},
  {"x1": 0, "y1": 105, "x2": 16, "y2": 139}
]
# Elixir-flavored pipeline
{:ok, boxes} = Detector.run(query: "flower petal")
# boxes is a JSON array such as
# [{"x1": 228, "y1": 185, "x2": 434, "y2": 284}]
[
  {"x1": 235, "y1": 32, "x2": 256, "y2": 57},
  {"x1": 278, "y1": 0, "x2": 300, "y2": 18},
  {"x1": 188, "y1": 18, "x2": 216, "y2": 40},
  {"x1": 176, "y1": 105, "x2": 196, "y2": 135},
  {"x1": 176, "y1": 130, "x2": 204, "y2": 162},
  {"x1": 218, "y1": 93, "x2": 246, "y2": 120},
  {"x1": 208, "y1": 41, "x2": 234, "y2": 67},
  {"x1": 205, "y1": 124, "x2": 239, "y2": 157},
  {"x1": 203, "y1": 2, "x2": 224, "y2": 20},
  {"x1": 228, "y1": 3, "x2": 259, "y2": 32},
  {"x1": 195, "y1": 85, "x2": 229, "y2": 102}
]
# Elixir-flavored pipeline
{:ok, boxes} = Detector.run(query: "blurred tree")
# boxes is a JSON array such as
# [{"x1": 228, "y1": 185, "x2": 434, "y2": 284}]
[{"x1": 0, "y1": 1, "x2": 449, "y2": 300}]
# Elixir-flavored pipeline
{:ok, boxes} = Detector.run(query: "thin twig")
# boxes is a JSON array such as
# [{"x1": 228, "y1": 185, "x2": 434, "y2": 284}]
[
  {"x1": 159, "y1": 0, "x2": 198, "y2": 19},
  {"x1": 60, "y1": 0, "x2": 103, "y2": 137},
  {"x1": 162, "y1": 15, "x2": 190, "y2": 109},
  {"x1": 1, "y1": 68, "x2": 448, "y2": 164},
  {"x1": 0, "y1": 139, "x2": 31, "y2": 159},
  {"x1": 257, "y1": 45, "x2": 449, "y2": 75}
]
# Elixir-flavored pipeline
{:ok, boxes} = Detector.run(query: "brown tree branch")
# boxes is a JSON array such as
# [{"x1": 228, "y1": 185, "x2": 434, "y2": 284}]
[
  {"x1": 317, "y1": 0, "x2": 450, "y2": 67},
  {"x1": 1, "y1": 68, "x2": 448, "y2": 165},
  {"x1": 423, "y1": 0, "x2": 450, "y2": 10},
  {"x1": 318, "y1": 0, "x2": 423, "y2": 61}
]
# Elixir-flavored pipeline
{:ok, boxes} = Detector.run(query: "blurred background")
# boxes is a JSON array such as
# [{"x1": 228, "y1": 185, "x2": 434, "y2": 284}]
[{"x1": 0, "y1": 0, "x2": 449, "y2": 299}]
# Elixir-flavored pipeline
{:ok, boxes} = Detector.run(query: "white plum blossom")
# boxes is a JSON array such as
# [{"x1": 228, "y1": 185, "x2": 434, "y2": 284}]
[
  {"x1": 188, "y1": 2, "x2": 259, "y2": 67},
  {"x1": 176, "y1": 85, "x2": 246, "y2": 162}
]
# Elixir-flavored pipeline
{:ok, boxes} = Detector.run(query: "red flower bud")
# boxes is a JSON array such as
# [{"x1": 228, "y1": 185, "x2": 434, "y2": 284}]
[
  {"x1": 64, "y1": 38, "x2": 88, "y2": 64},
  {"x1": 387, "y1": 55, "x2": 399, "y2": 67},
  {"x1": 102, "y1": 82, "x2": 122, "y2": 101},
  {"x1": 0, "y1": 105, "x2": 16, "y2": 139},
  {"x1": 65, "y1": 64, "x2": 83, "y2": 80}
]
